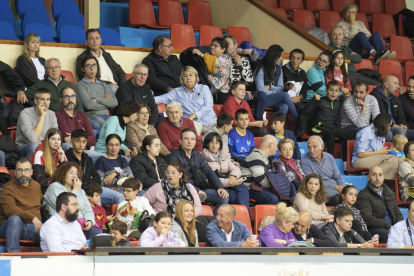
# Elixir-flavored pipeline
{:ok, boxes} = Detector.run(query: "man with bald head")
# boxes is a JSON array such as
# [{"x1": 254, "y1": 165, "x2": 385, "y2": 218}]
[
  {"x1": 291, "y1": 210, "x2": 334, "y2": 247},
  {"x1": 241, "y1": 135, "x2": 279, "y2": 204},
  {"x1": 356, "y1": 166, "x2": 403, "y2": 243},
  {"x1": 301, "y1": 136, "x2": 345, "y2": 206}
]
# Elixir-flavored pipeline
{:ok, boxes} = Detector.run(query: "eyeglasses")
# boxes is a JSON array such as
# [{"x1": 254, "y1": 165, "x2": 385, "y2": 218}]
[
  {"x1": 134, "y1": 72, "x2": 148, "y2": 77},
  {"x1": 62, "y1": 95, "x2": 76, "y2": 100},
  {"x1": 210, "y1": 44, "x2": 221, "y2": 48},
  {"x1": 84, "y1": 64, "x2": 97, "y2": 69},
  {"x1": 161, "y1": 44, "x2": 173, "y2": 49},
  {"x1": 16, "y1": 168, "x2": 31, "y2": 174},
  {"x1": 165, "y1": 171, "x2": 179, "y2": 176},
  {"x1": 46, "y1": 66, "x2": 61, "y2": 71},
  {"x1": 317, "y1": 57, "x2": 329, "y2": 64},
  {"x1": 123, "y1": 189, "x2": 135, "y2": 194},
  {"x1": 139, "y1": 112, "x2": 149, "y2": 116}
]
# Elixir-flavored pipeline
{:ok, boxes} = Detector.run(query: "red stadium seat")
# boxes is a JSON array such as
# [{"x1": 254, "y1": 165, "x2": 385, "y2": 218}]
[
  {"x1": 272, "y1": 8, "x2": 287, "y2": 18},
  {"x1": 279, "y1": 0, "x2": 303, "y2": 10},
  {"x1": 359, "y1": 0, "x2": 384, "y2": 14},
  {"x1": 0, "y1": 167, "x2": 8, "y2": 174},
  {"x1": 384, "y1": 0, "x2": 406, "y2": 15},
  {"x1": 372, "y1": 13, "x2": 396, "y2": 38},
  {"x1": 199, "y1": 25, "x2": 222, "y2": 46},
  {"x1": 170, "y1": 24, "x2": 196, "y2": 50},
  {"x1": 125, "y1": 73, "x2": 133, "y2": 80},
  {"x1": 378, "y1": 60, "x2": 404, "y2": 85},
  {"x1": 157, "y1": 103, "x2": 167, "y2": 113},
  {"x1": 61, "y1": 70, "x2": 75, "y2": 86},
  {"x1": 354, "y1": 59, "x2": 373, "y2": 71},
  {"x1": 319, "y1": 11, "x2": 341, "y2": 33},
  {"x1": 292, "y1": 9, "x2": 316, "y2": 30},
  {"x1": 228, "y1": 26, "x2": 252, "y2": 43},
  {"x1": 394, "y1": 173, "x2": 411, "y2": 206},
  {"x1": 306, "y1": 0, "x2": 330, "y2": 11},
  {"x1": 254, "y1": 205, "x2": 276, "y2": 234},
  {"x1": 158, "y1": 0, "x2": 185, "y2": 27},
  {"x1": 332, "y1": 0, "x2": 355, "y2": 12},
  {"x1": 356, "y1": 13, "x2": 370, "y2": 31},
  {"x1": 112, "y1": 204, "x2": 118, "y2": 215},
  {"x1": 233, "y1": 205, "x2": 253, "y2": 233},
  {"x1": 390, "y1": 35, "x2": 413, "y2": 61},
  {"x1": 187, "y1": 1, "x2": 213, "y2": 30},
  {"x1": 260, "y1": 0, "x2": 278, "y2": 8},
  {"x1": 213, "y1": 104, "x2": 223, "y2": 116},
  {"x1": 346, "y1": 140, "x2": 369, "y2": 173},
  {"x1": 5, "y1": 97, "x2": 13, "y2": 104},
  {"x1": 254, "y1": 137, "x2": 262, "y2": 148},
  {"x1": 201, "y1": 205, "x2": 214, "y2": 216},
  {"x1": 129, "y1": 0, "x2": 164, "y2": 28},
  {"x1": 405, "y1": 61, "x2": 414, "y2": 84}
]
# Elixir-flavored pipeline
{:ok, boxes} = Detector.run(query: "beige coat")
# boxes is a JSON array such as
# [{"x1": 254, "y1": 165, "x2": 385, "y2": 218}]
[{"x1": 126, "y1": 122, "x2": 170, "y2": 157}]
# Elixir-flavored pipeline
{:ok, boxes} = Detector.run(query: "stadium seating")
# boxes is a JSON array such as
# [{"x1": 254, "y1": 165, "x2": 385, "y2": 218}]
[
  {"x1": 16, "y1": 0, "x2": 46, "y2": 18},
  {"x1": 254, "y1": 205, "x2": 276, "y2": 234},
  {"x1": 0, "y1": 7, "x2": 15, "y2": 27},
  {"x1": 201, "y1": 205, "x2": 214, "y2": 216},
  {"x1": 319, "y1": 11, "x2": 342, "y2": 33},
  {"x1": 384, "y1": 0, "x2": 406, "y2": 15},
  {"x1": 394, "y1": 173, "x2": 411, "y2": 206},
  {"x1": 128, "y1": 0, "x2": 164, "y2": 28},
  {"x1": 170, "y1": 23, "x2": 196, "y2": 50},
  {"x1": 228, "y1": 26, "x2": 252, "y2": 43},
  {"x1": 199, "y1": 25, "x2": 222, "y2": 46},
  {"x1": 332, "y1": 0, "x2": 355, "y2": 12},
  {"x1": 158, "y1": 0, "x2": 185, "y2": 27},
  {"x1": 279, "y1": 0, "x2": 303, "y2": 10},
  {"x1": 400, "y1": 208, "x2": 408, "y2": 220},
  {"x1": 61, "y1": 70, "x2": 76, "y2": 86},
  {"x1": 405, "y1": 61, "x2": 414, "y2": 84},
  {"x1": 297, "y1": 142, "x2": 308, "y2": 158},
  {"x1": 56, "y1": 13, "x2": 85, "y2": 35},
  {"x1": 58, "y1": 25, "x2": 85, "y2": 44},
  {"x1": 233, "y1": 205, "x2": 253, "y2": 233},
  {"x1": 187, "y1": 1, "x2": 213, "y2": 30},
  {"x1": 0, "y1": 21, "x2": 18, "y2": 41},
  {"x1": 355, "y1": 13, "x2": 370, "y2": 30},
  {"x1": 335, "y1": 158, "x2": 345, "y2": 174},
  {"x1": 126, "y1": 73, "x2": 133, "y2": 80},
  {"x1": 23, "y1": 23, "x2": 55, "y2": 43},
  {"x1": 346, "y1": 140, "x2": 369, "y2": 173},
  {"x1": 306, "y1": 0, "x2": 330, "y2": 11},
  {"x1": 390, "y1": 35, "x2": 413, "y2": 61},
  {"x1": 213, "y1": 104, "x2": 223, "y2": 117},
  {"x1": 0, "y1": 166, "x2": 8, "y2": 174},
  {"x1": 98, "y1": 27, "x2": 124, "y2": 46},
  {"x1": 378, "y1": 60, "x2": 404, "y2": 85},
  {"x1": 272, "y1": 8, "x2": 288, "y2": 18},
  {"x1": 342, "y1": 175, "x2": 368, "y2": 192},
  {"x1": 52, "y1": 0, "x2": 80, "y2": 21},
  {"x1": 353, "y1": 59, "x2": 373, "y2": 71},
  {"x1": 372, "y1": 13, "x2": 396, "y2": 38},
  {"x1": 21, "y1": 11, "x2": 50, "y2": 33},
  {"x1": 359, "y1": 0, "x2": 384, "y2": 14},
  {"x1": 292, "y1": 9, "x2": 316, "y2": 31},
  {"x1": 260, "y1": 0, "x2": 278, "y2": 8},
  {"x1": 157, "y1": 104, "x2": 167, "y2": 113},
  {"x1": 254, "y1": 137, "x2": 262, "y2": 148}
]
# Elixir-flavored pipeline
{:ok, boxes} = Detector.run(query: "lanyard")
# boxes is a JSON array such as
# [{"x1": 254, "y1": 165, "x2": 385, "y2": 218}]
[{"x1": 406, "y1": 219, "x2": 413, "y2": 246}]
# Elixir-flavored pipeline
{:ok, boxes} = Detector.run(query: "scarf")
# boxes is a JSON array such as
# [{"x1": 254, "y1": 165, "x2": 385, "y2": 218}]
[
  {"x1": 280, "y1": 157, "x2": 303, "y2": 181},
  {"x1": 161, "y1": 178, "x2": 194, "y2": 216},
  {"x1": 175, "y1": 218, "x2": 195, "y2": 247},
  {"x1": 405, "y1": 158, "x2": 414, "y2": 168},
  {"x1": 136, "y1": 121, "x2": 150, "y2": 135}
]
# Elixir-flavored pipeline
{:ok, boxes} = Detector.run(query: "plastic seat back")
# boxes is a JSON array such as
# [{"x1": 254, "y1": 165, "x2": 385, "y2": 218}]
[
  {"x1": 293, "y1": 9, "x2": 316, "y2": 30},
  {"x1": 390, "y1": 35, "x2": 413, "y2": 61},
  {"x1": 129, "y1": 0, "x2": 160, "y2": 28},
  {"x1": 306, "y1": 0, "x2": 330, "y2": 11},
  {"x1": 346, "y1": 140, "x2": 369, "y2": 173},
  {"x1": 98, "y1": 27, "x2": 124, "y2": 46},
  {"x1": 52, "y1": 0, "x2": 80, "y2": 21},
  {"x1": 201, "y1": 205, "x2": 214, "y2": 216},
  {"x1": 0, "y1": 8, "x2": 15, "y2": 26},
  {"x1": 199, "y1": 25, "x2": 222, "y2": 46},
  {"x1": 61, "y1": 70, "x2": 76, "y2": 86},
  {"x1": 260, "y1": 0, "x2": 278, "y2": 8},
  {"x1": 335, "y1": 158, "x2": 345, "y2": 174},
  {"x1": 385, "y1": 0, "x2": 406, "y2": 15},
  {"x1": 297, "y1": 142, "x2": 308, "y2": 158},
  {"x1": 319, "y1": 11, "x2": 341, "y2": 33},
  {"x1": 170, "y1": 24, "x2": 196, "y2": 50},
  {"x1": 254, "y1": 205, "x2": 276, "y2": 234},
  {"x1": 58, "y1": 25, "x2": 85, "y2": 44},
  {"x1": 280, "y1": 0, "x2": 303, "y2": 9},
  {"x1": 354, "y1": 59, "x2": 373, "y2": 71},
  {"x1": 56, "y1": 13, "x2": 84, "y2": 35},
  {"x1": 187, "y1": 1, "x2": 213, "y2": 30},
  {"x1": 332, "y1": 0, "x2": 355, "y2": 12},
  {"x1": 359, "y1": 0, "x2": 384, "y2": 14},
  {"x1": 378, "y1": 60, "x2": 404, "y2": 85},
  {"x1": 228, "y1": 26, "x2": 252, "y2": 43},
  {"x1": 405, "y1": 61, "x2": 414, "y2": 85},
  {"x1": 272, "y1": 8, "x2": 287, "y2": 18},
  {"x1": 0, "y1": 21, "x2": 18, "y2": 41},
  {"x1": 233, "y1": 205, "x2": 252, "y2": 233},
  {"x1": 372, "y1": 13, "x2": 396, "y2": 38},
  {"x1": 356, "y1": 13, "x2": 370, "y2": 31},
  {"x1": 342, "y1": 175, "x2": 369, "y2": 192},
  {"x1": 213, "y1": 104, "x2": 223, "y2": 116},
  {"x1": 23, "y1": 23, "x2": 55, "y2": 43},
  {"x1": 159, "y1": 0, "x2": 185, "y2": 27},
  {"x1": 21, "y1": 10, "x2": 50, "y2": 33},
  {"x1": 16, "y1": 0, "x2": 46, "y2": 18}
]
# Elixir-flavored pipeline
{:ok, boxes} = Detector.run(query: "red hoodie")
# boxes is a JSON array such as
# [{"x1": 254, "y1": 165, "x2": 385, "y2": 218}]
[{"x1": 29, "y1": 142, "x2": 67, "y2": 166}]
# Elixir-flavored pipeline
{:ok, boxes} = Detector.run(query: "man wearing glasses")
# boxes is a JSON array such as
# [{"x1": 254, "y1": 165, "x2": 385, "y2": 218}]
[
  {"x1": 116, "y1": 64, "x2": 159, "y2": 126},
  {"x1": 25, "y1": 58, "x2": 83, "y2": 112},
  {"x1": 0, "y1": 158, "x2": 43, "y2": 252},
  {"x1": 143, "y1": 35, "x2": 183, "y2": 96}
]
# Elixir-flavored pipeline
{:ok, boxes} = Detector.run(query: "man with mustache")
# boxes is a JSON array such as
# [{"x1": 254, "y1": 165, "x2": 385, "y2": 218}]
[
  {"x1": 40, "y1": 192, "x2": 86, "y2": 252},
  {"x1": 0, "y1": 158, "x2": 42, "y2": 252}
]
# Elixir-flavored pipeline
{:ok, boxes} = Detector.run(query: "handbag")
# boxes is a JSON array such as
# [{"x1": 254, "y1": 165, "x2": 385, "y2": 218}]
[
  {"x1": 215, "y1": 169, "x2": 229, "y2": 178},
  {"x1": 138, "y1": 210, "x2": 155, "y2": 233},
  {"x1": 183, "y1": 156, "x2": 211, "y2": 190},
  {"x1": 250, "y1": 182, "x2": 263, "y2": 193}
]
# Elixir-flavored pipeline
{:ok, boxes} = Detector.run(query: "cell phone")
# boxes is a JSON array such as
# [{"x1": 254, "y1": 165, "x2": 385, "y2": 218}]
[{"x1": 239, "y1": 177, "x2": 247, "y2": 181}]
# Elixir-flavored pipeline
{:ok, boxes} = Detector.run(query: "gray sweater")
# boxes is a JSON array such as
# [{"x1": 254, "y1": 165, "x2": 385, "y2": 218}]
[
  {"x1": 15, "y1": 107, "x2": 58, "y2": 147},
  {"x1": 75, "y1": 78, "x2": 118, "y2": 116},
  {"x1": 341, "y1": 95, "x2": 380, "y2": 128}
]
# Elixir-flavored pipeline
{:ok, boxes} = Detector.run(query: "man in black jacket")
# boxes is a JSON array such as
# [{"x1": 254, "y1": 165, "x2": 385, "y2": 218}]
[
  {"x1": 355, "y1": 166, "x2": 403, "y2": 243},
  {"x1": 143, "y1": 36, "x2": 183, "y2": 96},
  {"x1": 76, "y1": 29, "x2": 126, "y2": 91},
  {"x1": 292, "y1": 210, "x2": 334, "y2": 247},
  {"x1": 0, "y1": 60, "x2": 27, "y2": 102}
]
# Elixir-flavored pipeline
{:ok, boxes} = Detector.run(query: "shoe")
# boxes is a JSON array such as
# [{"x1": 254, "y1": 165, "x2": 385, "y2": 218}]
[
  {"x1": 388, "y1": 51, "x2": 396, "y2": 60},
  {"x1": 374, "y1": 50, "x2": 390, "y2": 65},
  {"x1": 198, "y1": 191, "x2": 207, "y2": 202}
]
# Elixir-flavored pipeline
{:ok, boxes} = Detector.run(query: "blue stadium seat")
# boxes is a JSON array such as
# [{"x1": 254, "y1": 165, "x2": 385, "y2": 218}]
[
  {"x1": 21, "y1": 10, "x2": 50, "y2": 33},
  {"x1": 342, "y1": 175, "x2": 368, "y2": 192},
  {"x1": 335, "y1": 159, "x2": 344, "y2": 175},
  {"x1": 56, "y1": 13, "x2": 84, "y2": 35},
  {"x1": 0, "y1": 8, "x2": 15, "y2": 27},
  {"x1": 23, "y1": 23, "x2": 55, "y2": 43},
  {"x1": 98, "y1": 27, "x2": 124, "y2": 46},
  {"x1": 16, "y1": 0, "x2": 46, "y2": 18},
  {"x1": 52, "y1": 0, "x2": 80, "y2": 21},
  {"x1": 0, "y1": 0, "x2": 11, "y2": 8},
  {"x1": 400, "y1": 208, "x2": 408, "y2": 220},
  {"x1": 58, "y1": 25, "x2": 85, "y2": 44},
  {"x1": 0, "y1": 21, "x2": 18, "y2": 40},
  {"x1": 297, "y1": 142, "x2": 308, "y2": 158}
]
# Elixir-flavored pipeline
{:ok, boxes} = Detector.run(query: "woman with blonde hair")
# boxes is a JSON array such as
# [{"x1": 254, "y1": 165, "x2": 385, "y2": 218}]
[
  {"x1": 259, "y1": 202, "x2": 299, "y2": 247},
  {"x1": 170, "y1": 200, "x2": 199, "y2": 247},
  {"x1": 16, "y1": 32, "x2": 46, "y2": 87}
]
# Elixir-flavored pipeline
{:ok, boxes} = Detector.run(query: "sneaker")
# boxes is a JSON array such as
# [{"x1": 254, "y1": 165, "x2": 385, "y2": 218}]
[
  {"x1": 374, "y1": 50, "x2": 390, "y2": 65},
  {"x1": 198, "y1": 191, "x2": 207, "y2": 202},
  {"x1": 387, "y1": 51, "x2": 396, "y2": 60}
]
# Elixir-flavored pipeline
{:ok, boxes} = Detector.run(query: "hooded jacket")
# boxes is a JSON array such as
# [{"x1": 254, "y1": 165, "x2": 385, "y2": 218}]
[{"x1": 65, "y1": 148, "x2": 101, "y2": 184}]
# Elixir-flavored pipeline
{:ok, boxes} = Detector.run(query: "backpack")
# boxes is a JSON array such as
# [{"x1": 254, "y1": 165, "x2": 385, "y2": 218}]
[
  {"x1": 0, "y1": 136, "x2": 19, "y2": 169},
  {"x1": 7, "y1": 100, "x2": 27, "y2": 127},
  {"x1": 397, "y1": 9, "x2": 414, "y2": 38}
]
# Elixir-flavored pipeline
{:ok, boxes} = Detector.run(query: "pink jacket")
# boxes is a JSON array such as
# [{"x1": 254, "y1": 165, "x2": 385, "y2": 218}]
[{"x1": 201, "y1": 149, "x2": 242, "y2": 187}]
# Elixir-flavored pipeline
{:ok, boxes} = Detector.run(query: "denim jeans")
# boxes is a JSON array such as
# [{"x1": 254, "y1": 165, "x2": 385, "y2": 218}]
[
  {"x1": 203, "y1": 189, "x2": 230, "y2": 215},
  {"x1": 0, "y1": 150, "x2": 5, "y2": 166},
  {"x1": 227, "y1": 184, "x2": 250, "y2": 212},
  {"x1": 254, "y1": 91, "x2": 298, "y2": 121},
  {"x1": 343, "y1": 125, "x2": 365, "y2": 137},
  {"x1": 248, "y1": 188, "x2": 279, "y2": 204},
  {"x1": 84, "y1": 150, "x2": 107, "y2": 164},
  {"x1": 0, "y1": 215, "x2": 40, "y2": 252},
  {"x1": 19, "y1": 142, "x2": 39, "y2": 158},
  {"x1": 387, "y1": 127, "x2": 406, "y2": 142},
  {"x1": 84, "y1": 226, "x2": 102, "y2": 240},
  {"x1": 88, "y1": 114, "x2": 110, "y2": 130},
  {"x1": 368, "y1": 227, "x2": 390, "y2": 244},
  {"x1": 100, "y1": 187, "x2": 125, "y2": 205},
  {"x1": 62, "y1": 142, "x2": 72, "y2": 152},
  {"x1": 348, "y1": 32, "x2": 386, "y2": 59}
]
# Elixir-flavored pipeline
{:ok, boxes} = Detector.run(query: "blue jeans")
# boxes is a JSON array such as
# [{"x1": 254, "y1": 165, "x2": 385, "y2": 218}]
[
  {"x1": 19, "y1": 142, "x2": 39, "y2": 158},
  {"x1": 84, "y1": 226, "x2": 102, "y2": 240},
  {"x1": 88, "y1": 114, "x2": 110, "y2": 130},
  {"x1": 84, "y1": 150, "x2": 107, "y2": 164},
  {"x1": 368, "y1": 227, "x2": 389, "y2": 244},
  {"x1": 227, "y1": 184, "x2": 250, "y2": 212},
  {"x1": 0, "y1": 150, "x2": 5, "y2": 166},
  {"x1": 203, "y1": 189, "x2": 230, "y2": 215},
  {"x1": 348, "y1": 32, "x2": 386, "y2": 59},
  {"x1": 0, "y1": 215, "x2": 40, "y2": 252},
  {"x1": 248, "y1": 188, "x2": 279, "y2": 204},
  {"x1": 100, "y1": 187, "x2": 125, "y2": 205},
  {"x1": 254, "y1": 91, "x2": 298, "y2": 121},
  {"x1": 387, "y1": 127, "x2": 407, "y2": 142},
  {"x1": 343, "y1": 125, "x2": 364, "y2": 137}
]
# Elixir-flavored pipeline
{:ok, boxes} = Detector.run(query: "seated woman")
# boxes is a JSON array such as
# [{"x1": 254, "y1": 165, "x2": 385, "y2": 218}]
[
  {"x1": 201, "y1": 132, "x2": 249, "y2": 211},
  {"x1": 306, "y1": 51, "x2": 331, "y2": 100},
  {"x1": 272, "y1": 138, "x2": 304, "y2": 189},
  {"x1": 322, "y1": 206, "x2": 378, "y2": 248},
  {"x1": 130, "y1": 135, "x2": 167, "y2": 191},
  {"x1": 126, "y1": 104, "x2": 170, "y2": 157},
  {"x1": 259, "y1": 202, "x2": 299, "y2": 247},
  {"x1": 16, "y1": 33, "x2": 45, "y2": 87},
  {"x1": 293, "y1": 173, "x2": 333, "y2": 227},
  {"x1": 336, "y1": 3, "x2": 395, "y2": 64},
  {"x1": 29, "y1": 128, "x2": 67, "y2": 193},
  {"x1": 95, "y1": 134, "x2": 134, "y2": 189},
  {"x1": 139, "y1": 211, "x2": 186, "y2": 247},
  {"x1": 94, "y1": 100, "x2": 140, "y2": 159},
  {"x1": 144, "y1": 161, "x2": 202, "y2": 217},
  {"x1": 155, "y1": 66, "x2": 216, "y2": 135},
  {"x1": 398, "y1": 141, "x2": 414, "y2": 201},
  {"x1": 253, "y1": 44, "x2": 298, "y2": 121},
  {"x1": 170, "y1": 200, "x2": 199, "y2": 247},
  {"x1": 352, "y1": 113, "x2": 401, "y2": 180},
  {"x1": 43, "y1": 162, "x2": 101, "y2": 239}
]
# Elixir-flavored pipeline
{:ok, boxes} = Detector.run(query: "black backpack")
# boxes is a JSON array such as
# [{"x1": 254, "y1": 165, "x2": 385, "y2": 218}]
[{"x1": 0, "y1": 136, "x2": 20, "y2": 169}]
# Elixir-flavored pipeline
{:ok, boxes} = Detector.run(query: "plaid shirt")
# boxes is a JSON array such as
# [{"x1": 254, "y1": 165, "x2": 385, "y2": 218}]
[{"x1": 336, "y1": 203, "x2": 369, "y2": 232}]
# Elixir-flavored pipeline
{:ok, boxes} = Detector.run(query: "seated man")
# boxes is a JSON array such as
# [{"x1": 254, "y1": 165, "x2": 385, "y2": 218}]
[
  {"x1": 116, "y1": 64, "x2": 159, "y2": 126},
  {"x1": 300, "y1": 136, "x2": 345, "y2": 206},
  {"x1": 26, "y1": 58, "x2": 83, "y2": 112},
  {"x1": 0, "y1": 158, "x2": 42, "y2": 252},
  {"x1": 142, "y1": 36, "x2": 183, "y2": 96},
  {"x1": 291, "y1": 210, "x2": 334, "y2": 247},
  {"x1": 399, "y1": 75, "x2": 414, "y2": 131},
  {"x1": 202, "y1": 113, "x2": 233, "y2": 153},
  {"x1": 56, "y1": 87, "x2": 96, "y2": 151},
  {"x1": 15, "y1": 88, "x2": 58, "y2": 158},
  {"x1": 157, "y1": 101, "x2": 203, "y2": 152},
  {"x1": 387, "y1": 201, "x2": 414, "y2": 248},
  {"x1": 76, "y1": 28, "x2": 126, "y2": 92},
  {"x1": 206, "y1": 204, "x2": 257, "y2": 247},
  {"x1": 224, "y1": 35, "x2": 253, "y2": 87},
  {"x1": 0, "y1": 58, "x2": 27, "y2": 103},
  {"x1": 76, "y1": 56, "x2": 118, "y2": 131},
  {"x1": 40, "y1": 192, "x2": 86, "y2": 252},
  {"x1": 355, "y1": 166, "x2": 403, "y2": 244}
]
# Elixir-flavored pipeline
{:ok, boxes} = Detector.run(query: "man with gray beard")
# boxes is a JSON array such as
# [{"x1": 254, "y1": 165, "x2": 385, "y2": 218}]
[{"x1": 0, "y1": 158, "x2": 43, "y2": 252}]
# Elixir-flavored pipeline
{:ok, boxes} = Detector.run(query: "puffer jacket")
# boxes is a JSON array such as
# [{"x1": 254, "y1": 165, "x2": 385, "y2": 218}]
[{"x1": 201, "y1": 149, "x2": 241, "y2": 187}]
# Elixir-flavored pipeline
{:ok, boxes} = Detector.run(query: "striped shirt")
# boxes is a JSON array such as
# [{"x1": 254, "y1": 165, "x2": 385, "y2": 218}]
[
  {"x1": 241, "y1": 149, "x2": 271, "y2": 188},
  {"x1": 341, "y1": 95, "x2": 380, "y2": 128},
  {"x1": 336, "y1": 19, "x2": 372, "y2": 46}
]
